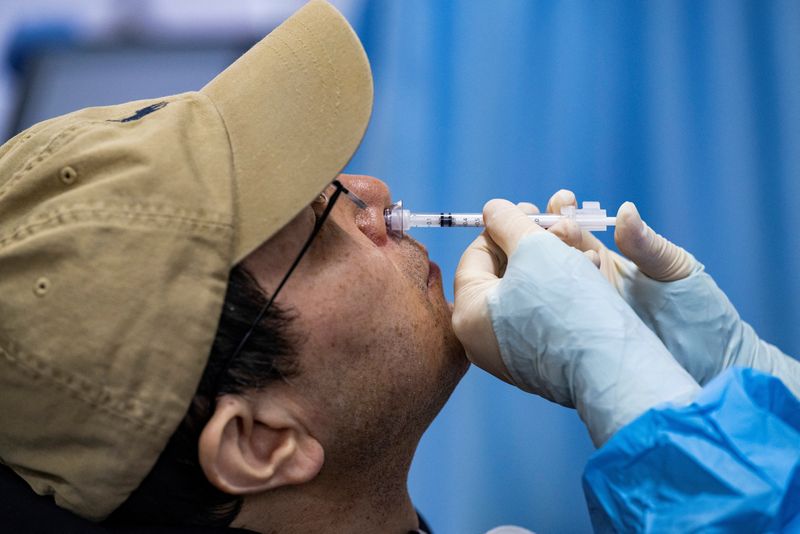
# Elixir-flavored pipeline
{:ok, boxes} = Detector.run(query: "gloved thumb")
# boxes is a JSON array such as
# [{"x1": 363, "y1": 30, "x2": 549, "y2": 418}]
[{"x1": 614, "y1": 202, "x2": 696, "y2": 282}]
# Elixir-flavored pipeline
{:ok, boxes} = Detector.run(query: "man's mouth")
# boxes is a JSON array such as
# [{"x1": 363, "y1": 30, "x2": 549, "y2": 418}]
[
  {"x1": 406, "y1": 237, "x2": 437, "y2": 290},
  {"x1": 427, "y1": 260, "x2": 441, "y2": 288},
  {"x1": 383, "y1": 208, "x2": 439, "y2": 292}
]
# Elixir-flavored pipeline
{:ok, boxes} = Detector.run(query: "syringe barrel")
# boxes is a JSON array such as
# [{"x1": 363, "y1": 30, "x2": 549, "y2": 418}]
[
  {"x1": 409, "y1": 213, "x2": 564, "y2": 228},
  {"x1": 409, "y1": 212, "x2": 483, "y2": 228},
  {"x1": 384, "y1": 201, "x2": 616, "y2": 236},
  {"x1": 408, "y1": 213, "x2": 614, "y2": 227}
]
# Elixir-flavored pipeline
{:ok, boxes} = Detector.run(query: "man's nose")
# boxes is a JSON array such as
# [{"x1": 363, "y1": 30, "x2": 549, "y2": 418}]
[
  {"x1": 338, "y1": 174, "x2": 392, "y2": 245},
  {"x1": 339, "y1": 174, "x2": 391, "y2": 208}
]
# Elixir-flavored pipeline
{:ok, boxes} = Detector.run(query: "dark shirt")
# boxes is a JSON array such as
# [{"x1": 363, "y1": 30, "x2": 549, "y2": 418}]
[{"x1": 1, "y1": 464, "x2": 433, "y2": 533}]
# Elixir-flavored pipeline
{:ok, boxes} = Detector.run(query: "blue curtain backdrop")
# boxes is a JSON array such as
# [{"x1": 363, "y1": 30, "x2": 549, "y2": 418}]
[{"x1": 344, "y1": 1, "x2": 800, "y2": 532}]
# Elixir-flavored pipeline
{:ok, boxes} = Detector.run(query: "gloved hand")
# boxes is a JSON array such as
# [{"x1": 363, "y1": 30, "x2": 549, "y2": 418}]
[
  {"x1": 547, "y1": 190, "x2": 800, "y2": 399},
  {"x1": 452, "y1": 199, "x2": 701, "y2": 446}
]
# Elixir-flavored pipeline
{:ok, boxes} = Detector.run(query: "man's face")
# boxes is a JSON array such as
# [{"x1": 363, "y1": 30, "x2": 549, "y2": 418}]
[{"x1": 243, "y1": 174, "x2": 468, "y2": 477}]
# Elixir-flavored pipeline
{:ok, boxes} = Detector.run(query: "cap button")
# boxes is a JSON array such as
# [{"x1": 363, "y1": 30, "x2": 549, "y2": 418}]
[
  {"x1": 59, "y1": 166, "x2": 78, "y2": 185},
  {"x1": 34, "y1": 277, "x2": 51, "y2": 296}
]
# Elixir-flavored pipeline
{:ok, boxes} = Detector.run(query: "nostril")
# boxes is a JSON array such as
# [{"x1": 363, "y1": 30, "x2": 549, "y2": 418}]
[
  {"x1": 336, "y1": 174, "x2": 394, "y2": 245},
  {"x1": 355, "y1": 206, "x2": 389, "y2": 246}
]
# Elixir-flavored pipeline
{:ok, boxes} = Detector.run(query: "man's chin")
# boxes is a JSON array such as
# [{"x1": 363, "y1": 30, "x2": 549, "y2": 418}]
[
  {"x1": 434, "y1": 345, "x2": 470, "y2": 414},
  {"x1": 444, "y1": 325, "x2": 470, "y2": 377}
]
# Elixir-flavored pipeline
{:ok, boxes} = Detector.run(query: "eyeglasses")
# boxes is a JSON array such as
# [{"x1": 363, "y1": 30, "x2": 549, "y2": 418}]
[{"x1": 212, "y1": 179, "x2": 367, "y2": 394}]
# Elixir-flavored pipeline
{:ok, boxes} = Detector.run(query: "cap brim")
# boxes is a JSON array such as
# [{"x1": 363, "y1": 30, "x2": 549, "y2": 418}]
[{"x1": 201, "y1": 0, "x2": 373, "y2": 263}]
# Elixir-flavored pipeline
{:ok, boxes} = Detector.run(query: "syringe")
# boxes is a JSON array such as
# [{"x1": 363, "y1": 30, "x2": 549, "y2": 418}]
[{"x1": 384, "y1": 200, "x2": 616, "y2": 237}]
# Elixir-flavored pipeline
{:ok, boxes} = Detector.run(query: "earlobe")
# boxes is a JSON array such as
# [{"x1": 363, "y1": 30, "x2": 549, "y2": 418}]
[{"x1": 198, "y1": 394, "x2": 324, "y2": 495}]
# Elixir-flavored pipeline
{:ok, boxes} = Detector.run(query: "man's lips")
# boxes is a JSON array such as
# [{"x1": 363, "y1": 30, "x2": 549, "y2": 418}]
[
  {"x1": 427, "y1": 260, "x2": 441, "y2": 288},
  {"x1": 406, "y1": 238, "x2": 436, "y2": 289},
  {"x1": 381, "y1": 216, "x2": 438, "y2": 291}
]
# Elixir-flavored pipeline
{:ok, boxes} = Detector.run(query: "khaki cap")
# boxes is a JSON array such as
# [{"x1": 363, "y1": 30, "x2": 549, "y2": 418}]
[{"x1": 0, "y1": 0, "x2": 372, "y2": 521}]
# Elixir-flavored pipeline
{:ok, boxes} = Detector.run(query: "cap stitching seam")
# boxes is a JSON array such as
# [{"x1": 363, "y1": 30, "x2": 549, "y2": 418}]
[
  {"x1": 0, "y1": 339, "x2": 171, "y2": 432},
  {"x1": 272, "y1": 33, "x2": 315, "y2": 104},
  {"x1": 0, "y1": 122, "x2": 94, "y2": 202},
  {"x1": 275, "y1": 24, "x2": 339, "y2": 135},
  {"x1": 264, "y1": 40, "x2": 302, "y2": 112},
  {"x1": 192, "y1": 93, "x2": 235, "y2": 164},
  {"x1": 26, "y1": 200, "x2": 232, "y2": 225},
  {"x1": 195, "y1": 74, "x2": 258, "y2": 264},
  {"x1": 0, "y1": 95, "x2": 194, "y2": 199},
  {"x1": 1, "y1": 122, "x2": 47, "y2": 164},
  {"x1": 0, "y1": 203, "x2": 233, "y2": 249},
  {"x1": 190, "y1": 93, "x2": 236, "y2": 233},
  {"x1": 294, "y1": 18, "x2": 342, "y2": 123}
]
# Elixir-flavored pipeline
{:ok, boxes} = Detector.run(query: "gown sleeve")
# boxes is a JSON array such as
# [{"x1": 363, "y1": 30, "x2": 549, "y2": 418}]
[{"x1": 582, "y1": 367, "x2": 800, "y2": 533}]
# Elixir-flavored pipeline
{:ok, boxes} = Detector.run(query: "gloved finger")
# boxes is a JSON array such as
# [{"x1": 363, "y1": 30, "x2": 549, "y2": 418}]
[
  {"x1": 549, "y1": 220, "x2": 601, "y2": 268},
  {"x1": 546, "y1": 189, "x2": 606, "y2": 253},
  {"x1": 548, "y1": 218, "x2": 583, "y2": 248},
  {"x1": 517, "y1": 201, "x2": 540, "y2": 215},
  {"x1": 483, "y1": 198, "x2": 544, "y2": 257},
  {"x1": 584, "y1": 249, "x2": 601, "y2": 268},
  {"x1": 546, "y1": 189, "x2": 577, "y2": 215},
  {"x1": 615, "y1": 202, "x2": 696, "y2": 281}
]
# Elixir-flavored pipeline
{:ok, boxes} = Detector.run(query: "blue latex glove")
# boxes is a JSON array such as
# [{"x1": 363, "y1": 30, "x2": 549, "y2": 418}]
[
  {"x1": 453, "y1": 199, "x2": 700, "y2": 446},
  {"x1": 584, "y1": 367, "x2": 800, "y2": 533},
  {"x1": 547, "y1": 190, "x2": 800, "y2": 399}
]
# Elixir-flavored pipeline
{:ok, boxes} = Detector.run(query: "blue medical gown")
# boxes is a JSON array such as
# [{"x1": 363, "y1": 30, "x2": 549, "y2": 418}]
[{"x1": 583, "y1": 367, "x2": 800, "y2": 532}]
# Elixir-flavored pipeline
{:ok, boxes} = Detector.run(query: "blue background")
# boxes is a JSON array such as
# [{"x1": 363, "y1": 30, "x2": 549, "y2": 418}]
[
  {"x1": 344, "y1": 1, "x2": 800, "y2": 532},
  {"x1": 3, "y1": 1, "x2": 799, "y2": 532}
]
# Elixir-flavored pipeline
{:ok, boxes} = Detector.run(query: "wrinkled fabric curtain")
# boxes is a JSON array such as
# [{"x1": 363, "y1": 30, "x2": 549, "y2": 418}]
[{"x1": 346, "y1": 1, "x2": 800, "y2": 532}]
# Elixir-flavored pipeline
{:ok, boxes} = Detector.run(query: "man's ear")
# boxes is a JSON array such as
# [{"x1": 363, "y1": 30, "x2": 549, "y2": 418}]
[{"x1": 198, "y1": 394, "x2": 324, "y2": 495}]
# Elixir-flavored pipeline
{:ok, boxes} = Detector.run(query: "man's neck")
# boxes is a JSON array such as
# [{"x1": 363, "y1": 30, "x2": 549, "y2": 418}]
[
  {"x1": 232, "y1": 467, "x2": 420, "y2": 533},
  {"x1": 231, "y1": 410, "x2": 429, "y2": 534}
]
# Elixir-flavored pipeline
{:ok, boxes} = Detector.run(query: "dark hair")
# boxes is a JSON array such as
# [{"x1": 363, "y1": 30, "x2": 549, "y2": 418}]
[{"x1": 107, "y1": 265, "x2": 299, "y2": 527}]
